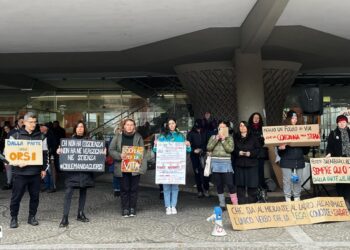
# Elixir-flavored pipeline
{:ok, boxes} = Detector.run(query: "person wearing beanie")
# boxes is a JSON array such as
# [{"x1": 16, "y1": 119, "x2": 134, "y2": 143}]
[
  {"x1": 326, "y1": 114, "x2": 350, "y2": 209},
  {"x1": 278, "y1": 110, "x2": 309, "y2": 202}
]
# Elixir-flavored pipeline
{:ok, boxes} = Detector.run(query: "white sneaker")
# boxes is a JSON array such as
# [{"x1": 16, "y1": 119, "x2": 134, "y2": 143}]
[
  {"x1": 166, "y1": 207, "x2": 172, "y2": 215},
  {"x1": 171, "y1": 207, "x2": 177, "y2": 215},
  {"x1": 204, "y1": 190, "x2": 210, "y2": 197},
  {"x1": 209, "y1": 182, "x2": 214, "y2": 187}
]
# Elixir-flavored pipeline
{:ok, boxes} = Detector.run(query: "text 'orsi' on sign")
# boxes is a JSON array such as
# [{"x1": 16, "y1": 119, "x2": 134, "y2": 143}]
[{"x1": 4, "y1": 139, "x2": 43, "y2": 165}]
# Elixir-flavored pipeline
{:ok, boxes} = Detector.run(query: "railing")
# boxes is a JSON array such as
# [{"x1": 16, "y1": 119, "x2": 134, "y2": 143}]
[{"x1": 88, "y1": 81, "x2": 185, "y2": 138}]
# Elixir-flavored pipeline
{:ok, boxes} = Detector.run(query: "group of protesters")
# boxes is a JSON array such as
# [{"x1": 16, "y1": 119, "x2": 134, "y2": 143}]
[{"x1": 2, "y1": 109, "x2": 350, "y2": 229}]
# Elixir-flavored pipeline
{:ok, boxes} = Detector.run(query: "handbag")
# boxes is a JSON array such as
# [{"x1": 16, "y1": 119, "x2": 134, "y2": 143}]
[{"x1": 204, "y1": 154, "x2": 212, "y2": 177}]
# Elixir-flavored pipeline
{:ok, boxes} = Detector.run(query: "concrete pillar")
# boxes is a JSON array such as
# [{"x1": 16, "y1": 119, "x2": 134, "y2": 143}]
[
  {"x1": 234, "y1": 49, "x2": 265, "y2": 121},
  {"x1": 175, "y1": 60, "x2": 301, "y2": 126},
  {"x1": 175, "y1": 61, "x2": 238, "y2": 123},
  {"x1": 262, "y1": 61, "x2": 302, "y2": 125}
]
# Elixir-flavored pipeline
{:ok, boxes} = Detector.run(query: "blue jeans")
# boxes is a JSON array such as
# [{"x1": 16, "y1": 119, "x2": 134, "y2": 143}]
[
  {"x1": 163, "y1": 184, "x2": 179, "y2": 208},
  {"x1": 44, "y1": 168, "x2": 54, "y2": 190},
  {"x1": 113, "y1": 176, "x2": 120, "y2": 191}
]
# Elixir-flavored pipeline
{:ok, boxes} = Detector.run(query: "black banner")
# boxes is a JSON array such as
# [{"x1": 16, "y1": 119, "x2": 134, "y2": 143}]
[{"x1": 59, "y1": 139, "x2": 105, "y2": 172}]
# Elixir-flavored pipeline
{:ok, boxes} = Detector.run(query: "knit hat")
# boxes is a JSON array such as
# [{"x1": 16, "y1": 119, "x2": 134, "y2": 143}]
[
  {"x1": 336, "y1": 115, "x2": 348, "y2": 123},
  {"x1": 286, "y1": 110, "x2": 297, "y2": 119}
]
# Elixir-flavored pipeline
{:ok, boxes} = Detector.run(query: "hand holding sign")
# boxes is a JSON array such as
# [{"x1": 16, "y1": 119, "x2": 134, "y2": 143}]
[{"x1": 278, "y1": 144, "x2": 287, "y2": 150}]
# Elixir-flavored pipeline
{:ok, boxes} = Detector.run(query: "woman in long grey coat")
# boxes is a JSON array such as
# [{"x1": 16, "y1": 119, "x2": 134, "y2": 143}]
[{"x1": 109, "y1": 118, "x2": 147, "y2": 217}]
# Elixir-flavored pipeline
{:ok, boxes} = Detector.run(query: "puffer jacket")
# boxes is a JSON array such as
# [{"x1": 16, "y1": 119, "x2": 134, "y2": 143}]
[
  {"x1": 109, "y1": 132, "x2": 147, "y2": 177},
  {"x1": 278, "y1": 146, "x2": 309, "y2": 169},
  {"x1": 207, "y1": 135, "x2": 234, "y2": 158}
]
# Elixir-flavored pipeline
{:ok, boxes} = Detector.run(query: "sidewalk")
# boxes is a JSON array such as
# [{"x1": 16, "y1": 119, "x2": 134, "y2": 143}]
[{"x1": 1, "y1": 174, "x2": 349, "y2": 249}]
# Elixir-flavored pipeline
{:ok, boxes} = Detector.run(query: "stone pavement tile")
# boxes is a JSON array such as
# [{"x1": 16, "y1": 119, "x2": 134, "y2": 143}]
[
  {"x1": 300, "y1": 222, "x2": 350, "y2": 242},
  {"x1": 0, "y1": 181, "x2": 350, "y2": 249}
]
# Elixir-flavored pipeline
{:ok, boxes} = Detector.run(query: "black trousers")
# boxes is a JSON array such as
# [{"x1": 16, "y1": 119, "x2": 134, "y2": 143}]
[
  {"x1": 190, "y1": 154, "x2": 209, "y2": 192},
  {"x1": 119, "y1": 173, "x2": 140, "y2": 210},
  {"x1": 213, "y1": 172, "x2": 236, "y2": 194},
  {"x1": 237, "y1": 186, "x2": 258, "y2": 204},
  {"x1": 10, "y1": 174, "x2": 41, "y2": 217},
  {"x1": 63, "y1": 187, "x2": 87, "y2": 216},
  {"x1": 258, "y1": 159, "x2": 267, "y2": 188}
]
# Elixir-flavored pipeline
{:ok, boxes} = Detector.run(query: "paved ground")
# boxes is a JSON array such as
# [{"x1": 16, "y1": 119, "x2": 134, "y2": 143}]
[{"x1": 0, "y1": 173, "x2": 349, "y2": 250}]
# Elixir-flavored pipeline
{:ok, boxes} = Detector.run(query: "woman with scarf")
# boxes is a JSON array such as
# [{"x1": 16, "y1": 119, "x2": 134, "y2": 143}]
[
  {"x1": 326, "y1": 115, "x2": 350, "y2": 208},
  {"x1": 109, "y1": 118, "x2": 147, "y2": 217},
  {"x1": 248, "y1": 112, "x2": 268, "y2": 201}
]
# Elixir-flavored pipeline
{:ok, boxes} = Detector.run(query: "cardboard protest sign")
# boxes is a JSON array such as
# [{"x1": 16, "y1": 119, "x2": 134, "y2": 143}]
[
  {"x1": 227, "y1": 197, "x2": 350, "y2": 231},
  {"x1": 121, "y1": 146, "x2": 144, "y2": 172},
  {"x1": 156, "y1": 141, "x2": 186, "y2": 185},
  {"x1": 59, "y1": 139, "x2": 105, "y2": 172},
  {"x1": 262, "y1": 124, "x2": 320, "y2": 146},
  {"x1": 310, "y1": 157, "x2": 350, "y2": 184},
  {"x1": 4, "y1": 139, "x2": 43, "y2": 165}
]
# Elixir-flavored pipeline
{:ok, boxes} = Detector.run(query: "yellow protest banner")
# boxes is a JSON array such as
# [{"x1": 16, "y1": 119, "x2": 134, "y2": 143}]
[
  {"x1": 262, "y1": 124, "x2": 320, "y2": 146},
  {"x1": 311, "y1": 157, "x2": 350, "y2": 184},
  {"x1": 121, "y1": 146, "x2": 144, "y2": 173},
  {"x1": 4, "y1": 139, "x2": 43, "y2": 166},
  {"x1": 227, "y1": 197, "x2": 350, "y2": 231}
]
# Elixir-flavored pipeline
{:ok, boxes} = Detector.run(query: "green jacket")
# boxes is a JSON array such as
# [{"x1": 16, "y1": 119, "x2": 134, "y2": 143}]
[
  {"x1": 207, "y1": 135, "x2": 234, "y2": 158},
  {"x1": 109, "y1": 132, "x2": 147, "y2": 177}
]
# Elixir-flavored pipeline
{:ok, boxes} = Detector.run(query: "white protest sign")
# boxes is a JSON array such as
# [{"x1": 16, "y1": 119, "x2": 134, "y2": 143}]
[{"x1": 156, "y1": 141, "x2": 186, "y2": 185}]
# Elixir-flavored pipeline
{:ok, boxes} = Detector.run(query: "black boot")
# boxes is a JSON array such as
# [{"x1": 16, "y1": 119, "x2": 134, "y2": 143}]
[
  {"x1": 77, "y1": 211, "x2": 89, "y2": 222},
  {"x1": 28, "y1": 215, "x2": 39, "y2": 226},
  {"x1": 59, "y1": 215, "x2": 69, "y2": 227},
  {"x1": 114, "y1": 190, "x2": 120, "y2": 197},
  {"x1": 10, "y1": 216, "x2": 18, "y2": 228}
]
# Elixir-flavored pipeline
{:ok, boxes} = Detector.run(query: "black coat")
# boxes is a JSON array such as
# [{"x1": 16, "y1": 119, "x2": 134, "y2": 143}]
[
  {"x1": 326, "y1": 127, "x2": 350, "y2": 157},
  {"x1": 278, "y1": 146, "x2": 309, "y2": 169},
  {"x1": 234, "y1": 134, "x2": 259, "y2": 168},
  {"x1": 249, "y1": 126, "x2": 268, "y2": 159},
  {"x1": 187, "y1": 129, "x2": 208, "y2": 154},
  {"x1": 64, "y1": 135, "x2": 94, "y2": 188}
]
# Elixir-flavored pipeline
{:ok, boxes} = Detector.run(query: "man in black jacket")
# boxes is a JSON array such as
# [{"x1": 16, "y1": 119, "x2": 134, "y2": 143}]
[{"x1": 8, "y1": 112, "x2": 47, "y2": 228}]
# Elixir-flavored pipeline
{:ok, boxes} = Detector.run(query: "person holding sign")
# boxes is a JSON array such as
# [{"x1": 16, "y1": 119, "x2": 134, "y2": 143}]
[
  {"x1": 278, "y1": 110, "x2": 309, "y2": 202},
  {"x1": 58, "y1": 121, "x2": 96, "y2": 227},
  {"x1": 326, "y1": 115, "x2": 350, "y2": 208},
  {"x1": 234, "y1": 121, "x2": 260, "y2": 204},
  {"x1": 8, "y1": 112, "x2": 47, "y2": 228},
  {"x1": 207, "y1": 121, "x2": 236, "y2": 210},
  {"x1": 109, "y1": 118, "x2": 147, "y2": 217},
  {"x1": 153, "y1": 118, "x2": 191, "y2": 215}
]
